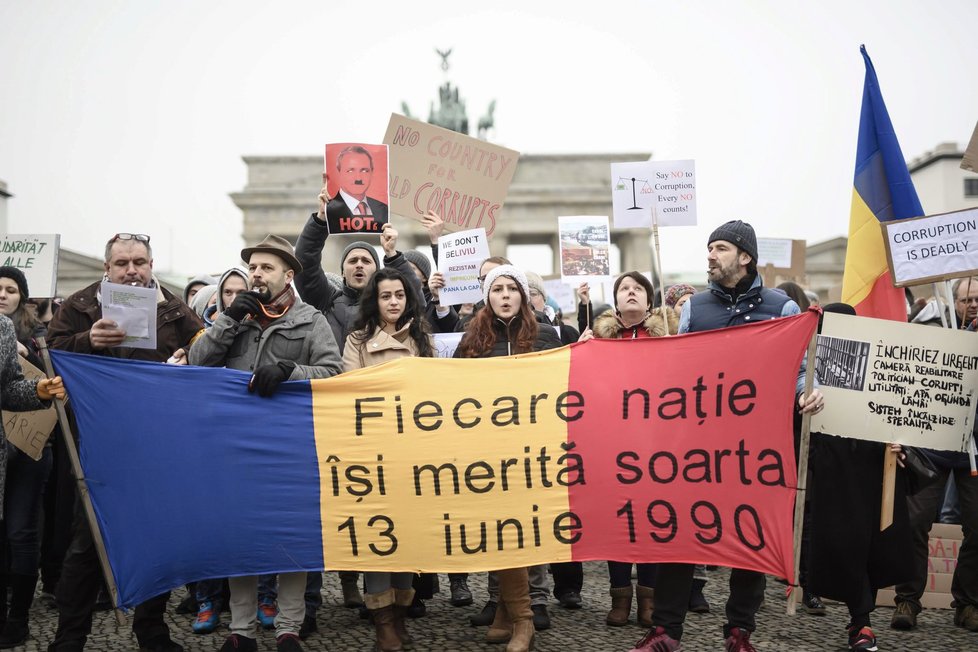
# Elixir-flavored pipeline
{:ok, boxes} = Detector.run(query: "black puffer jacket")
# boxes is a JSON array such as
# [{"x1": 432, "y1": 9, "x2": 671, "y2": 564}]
[{"x1": 454, "y1": 314, "x2": 562, "y2": 359}]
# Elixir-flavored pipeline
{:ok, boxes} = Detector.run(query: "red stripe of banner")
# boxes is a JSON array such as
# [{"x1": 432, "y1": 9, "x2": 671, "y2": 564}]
[{"x1": 567, "y1": 312, "x2": 817, "y2": 580}]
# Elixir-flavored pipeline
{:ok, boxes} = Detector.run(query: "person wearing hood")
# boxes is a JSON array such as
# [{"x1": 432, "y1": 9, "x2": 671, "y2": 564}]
[
  {"x1": 189, "y1": 285, "x2": 219, "y2": 325},
  {"x1": 183, "y1": 274, "x2": 218, "y2": 305},
  {"x1": 294, "y1": 175, "x2": 423, "y2": 354}
]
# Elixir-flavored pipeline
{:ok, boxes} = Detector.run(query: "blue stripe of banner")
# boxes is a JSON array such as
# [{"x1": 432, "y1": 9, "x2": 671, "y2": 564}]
[
  {"x1": 51, "y1": 351, "x2": 324, "y2": 608},
  {"x1": 853, "y1": 45, "x2": 923, "y2": 222}
]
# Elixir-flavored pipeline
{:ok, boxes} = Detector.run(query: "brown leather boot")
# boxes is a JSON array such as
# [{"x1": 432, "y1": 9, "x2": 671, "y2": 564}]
[
  {"x1": 364, "y1": 590, "x2": 401, "y2": 651},
  {"x1": 636, "y1": 585, "x2": 655, "y2": 628},
  {"x1": 606, "y1": 585, "x2": 633, "y2": 626},
  {"x1": 498, "y1": 568, "x2": 534, "y2": 652},
  {"x1": 506, "y1": 619, "x2": 535, "y2": 652},
  {"x1": 486, "y1": 595, "x2": 512, "y2": 643},
  {"x1": 392, "y1": 588, "x2": 415, "y2": 649}
]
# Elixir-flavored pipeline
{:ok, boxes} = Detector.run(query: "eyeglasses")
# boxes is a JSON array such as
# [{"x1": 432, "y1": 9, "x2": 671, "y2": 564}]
[
  {"x1": 957, "y1": 297, "x2": 978, "y2": 304},
  {"x1": 107, "y1": 233, "x2": 151, "y2": 245}
]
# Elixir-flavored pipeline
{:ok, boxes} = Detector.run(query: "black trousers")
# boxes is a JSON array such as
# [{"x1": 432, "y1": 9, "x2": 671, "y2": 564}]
[
  {"x1": 651, "y1": 563, "x2": 765, "y2": 641},
  {"x1": 47, "y1": 498, "x2": 171, "y2": 651},
  {"x1": 550, "y1": 562, "x2": 583, "y2": 598},
  {"x1": 896, "y1": 466, "x2": 978, "y2": 610}
]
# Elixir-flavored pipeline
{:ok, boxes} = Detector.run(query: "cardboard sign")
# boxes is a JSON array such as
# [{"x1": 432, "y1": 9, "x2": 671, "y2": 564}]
[
  {"x1": 437, "y1": 228, "x2": 490, "y2": 306},
  {"x1": 883, "y1": 207, "x2": 978, "y2": 286},
  {"x1": 383, "y1": 114, "x2": 519, "y2": 237},
  {"x1": 756, "y1": 238, "x2": 807, "y2": 288},
  {"x1": 0, "y1": 234, "x2": 60, "y2": 298},
  {"x1": 813, "y1": 313, "x2": 978, "y2": 452},
  {"x1": 756, "y1": 238, "x2": 794, "y2": 268},
  {"x1": 611, "y1": 160, "x2": 697, "y2": 228},
  {"x1": 558, "y1": 216, "x2": 612, "y2": 283},
  {"x1": 962, "y1": 121, "x2": 978, "y2": 173},
  {"x1": 324, "y1": 143, "x2": 390, "y2": 235},
  {"x1": 3, "y1": 358, "x2": 56, "y2": 460}
]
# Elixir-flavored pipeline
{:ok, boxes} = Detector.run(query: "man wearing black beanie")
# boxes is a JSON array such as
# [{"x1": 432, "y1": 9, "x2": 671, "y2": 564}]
[{"x1": 631, "y1": 219, "x2": 824, "y2": 652}]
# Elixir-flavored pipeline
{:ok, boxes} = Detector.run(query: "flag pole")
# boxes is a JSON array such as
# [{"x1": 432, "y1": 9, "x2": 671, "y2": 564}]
[
  {"x1": 35, "y1": 336, "x2": 127, "y2": 625},
  {"x1": 787, "y1": 328, "x2": 817, "y2": 615}
]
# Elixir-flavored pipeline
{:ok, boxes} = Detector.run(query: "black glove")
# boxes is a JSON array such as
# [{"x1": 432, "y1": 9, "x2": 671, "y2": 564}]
[
  {"x1": 226, "y1": 292, "x2": 263, "y2": 322},
  {"x1": 248, "y1": 361, "x2": 296, "y2": 397}
]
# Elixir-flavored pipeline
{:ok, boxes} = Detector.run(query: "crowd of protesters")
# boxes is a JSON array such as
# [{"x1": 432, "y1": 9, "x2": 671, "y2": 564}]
[{"x1": 6, "y1": 179, "x2": 976, "y2": 652}]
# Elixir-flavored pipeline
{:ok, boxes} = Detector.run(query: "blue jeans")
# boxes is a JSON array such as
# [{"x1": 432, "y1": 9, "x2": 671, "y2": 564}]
[{"x1": 3, "y1": 444, "x2": 53, "y2": 575}]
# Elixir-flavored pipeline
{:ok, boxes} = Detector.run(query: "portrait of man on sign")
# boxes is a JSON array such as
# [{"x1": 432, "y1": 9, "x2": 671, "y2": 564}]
[{"x1": 324, "y1": 143, "x2": 390, "y2": 235}]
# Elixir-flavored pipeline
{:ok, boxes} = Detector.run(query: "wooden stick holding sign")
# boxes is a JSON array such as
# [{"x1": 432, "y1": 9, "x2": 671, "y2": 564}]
[
  {"x1": 650, "y1": 204, "x2": 669, "y2": 336},
  {"x1": 880, "y1": 448, "x2": 898, "y2": 531},
  {"x1": 787, "y1": 330, "x2": 818, "y2": 615},
  {"x1": 35, "y1": 336, "x2": 127, "y2": 625}
]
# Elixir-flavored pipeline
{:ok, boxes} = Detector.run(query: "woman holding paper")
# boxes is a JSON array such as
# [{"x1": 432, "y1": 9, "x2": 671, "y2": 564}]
[
  {"x1": 454, "y1": 265, "x2": 562, "y2": 652},
  {"x1": 342, "y1": 266, "x2": 434, "y2": 652},
  {"x1": 0, "y1": 266, "x2": 66, "y2": 648}
]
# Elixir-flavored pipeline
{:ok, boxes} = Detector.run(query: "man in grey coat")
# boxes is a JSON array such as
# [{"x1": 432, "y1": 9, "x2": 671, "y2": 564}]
[{"x1": 188, "y1": 235, "x2": 341, "y2": 652}]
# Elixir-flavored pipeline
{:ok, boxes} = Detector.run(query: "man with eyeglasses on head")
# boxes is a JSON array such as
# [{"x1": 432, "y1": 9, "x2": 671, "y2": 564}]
[
  {"x1": 953, "y1": 277, "x2": 978, "y2": 329},
  {"x1": 46, "y1": 232, "x2": 203, "y2": 652}
]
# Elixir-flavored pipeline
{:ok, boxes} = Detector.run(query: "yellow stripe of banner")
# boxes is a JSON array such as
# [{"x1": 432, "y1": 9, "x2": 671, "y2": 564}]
[
  {"x1": 312, "y1": 348, "x2": 573, "y2": 571},
  {"x1": 842, "y1": 189, "x2": 887, "y2": 308}
]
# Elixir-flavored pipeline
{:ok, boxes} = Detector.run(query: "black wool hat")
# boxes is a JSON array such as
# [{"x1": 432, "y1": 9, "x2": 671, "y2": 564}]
[
  {"x1": 403, "y1": 250, "x2": 432, "y2": 281},
  {"x1": 708, "y1": 220, "x2": 758, "y2": 263},
  {"x1": 341, "y1": 241, "x2": 380, "y2": 271},
  {"x1": 0, "y1": 267, "x2": 29, "y2": 301}
]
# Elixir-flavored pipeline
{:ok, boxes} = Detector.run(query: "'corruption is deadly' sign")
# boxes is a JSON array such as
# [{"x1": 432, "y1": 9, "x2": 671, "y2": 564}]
[{"x1": 883, "y1": 207, "x2": 978, "y2": 286}]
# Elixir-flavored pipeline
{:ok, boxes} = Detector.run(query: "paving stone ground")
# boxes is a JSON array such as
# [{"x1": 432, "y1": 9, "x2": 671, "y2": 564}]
[{"x1": 18, "y1": 563, "x2": 977, "y2": 651}]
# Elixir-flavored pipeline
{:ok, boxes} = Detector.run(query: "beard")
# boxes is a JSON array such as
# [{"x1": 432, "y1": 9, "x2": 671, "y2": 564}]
[
  {"x1": 250, "y1": 285, "x2": 273, "y2": 303},
  {"x1": 707, "y1": 259, "x2": 740, "y2": 286}
]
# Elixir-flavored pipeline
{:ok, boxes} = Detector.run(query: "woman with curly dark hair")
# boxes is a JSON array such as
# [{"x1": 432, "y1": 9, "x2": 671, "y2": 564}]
[
  {"x1": 454, "y1": 265, "x2": 561, "y2": 652},
  {"x1": 342, "y1": 266, "x2": 433, "y2": 651}
]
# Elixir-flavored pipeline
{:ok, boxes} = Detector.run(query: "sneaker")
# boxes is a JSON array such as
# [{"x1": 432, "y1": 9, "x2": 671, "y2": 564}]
[
  {"x1": 298, "y1": 614, "x2": 318, "y2": 639},
  {"x1": 557, "y1": 590, "x2": 582, "y2": 609},
  {"x1": 724, "y1": 627, "x2": 757, "y2": 652},
  {"x1": 218, "y1": 634, "x2": 258, "y2": 652},
  {"x1": 955, "y1": 604, "x2": 978, "y2": 632},
  {"x1": 276, "y1": 633, "x2": 303, "y2": 652},
  {"x1": 847, "y1": 625, "x2": 878, "y2": 651},
  {"x1": 191, "y1": 600, "x2": 220, "y2": 634},
  {"x1": 257, "y1": 600, "x2": 277, "y2": 630},
  {"x1": 803, "y1": 592, "x2": 826, "y2": 616},
  {"x1": 531, "y1": 604, "x2": 551, "y2": 631},
  {"x1": 629, "y1": 626, "x2": 683, "y2": 651},
  {"x1": 890, "y1": 600, "x2": 919, "y2": 630},
  {"x1": 449, "y1": 577, "x2": 474, "y2": 606},
  {"x1": 469, "y1": 600, "x2": 497, "y2": 626}
]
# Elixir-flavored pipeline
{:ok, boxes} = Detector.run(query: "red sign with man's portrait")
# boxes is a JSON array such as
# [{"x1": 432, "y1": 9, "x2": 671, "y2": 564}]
[{"x1": 324, "y1": 143, "x2": 390, "y2": 235}]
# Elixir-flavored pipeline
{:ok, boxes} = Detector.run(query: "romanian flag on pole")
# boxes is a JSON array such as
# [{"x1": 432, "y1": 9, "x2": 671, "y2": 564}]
[{"x1": 841, "y1": 45, "x2": 924, "y2": 320}]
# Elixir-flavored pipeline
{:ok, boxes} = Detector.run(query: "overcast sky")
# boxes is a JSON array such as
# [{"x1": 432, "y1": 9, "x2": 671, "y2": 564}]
[{"x1": 1, "y1": 0, "x2": 976, "y2": 284}]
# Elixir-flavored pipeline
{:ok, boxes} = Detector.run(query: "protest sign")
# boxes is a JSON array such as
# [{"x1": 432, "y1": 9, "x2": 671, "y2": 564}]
[
  {"x1": 433, "y1": 332, "x2": 463, "y2": 359},
  {"x1": 0, "y1": 234, "x2": 60, "y2": 297},
  {"x1": 51, "y1": 311, "x2": 817, "y2": 608},
  {"x1": 437, "y1": 228, "x2": 489, "y2": 306},
  {"x1": 2, "y1": 357, "x2": 56, "y2": 460},
  {"x1": 962, "y1": 121, "x2": 978, "y2": 173},
  {"x1": 813, "y1": 312, "x2": 978, "y2": 452},
  {"x1": 559, "y1": 216, "x2": 611, "y2": 283},
  {"x1": 883, "y1": 207, "x2": 978, "y2": 286},
  {"x1": 756, "y1": 238, "x2": 806, "y2": 287},
  {"x1": 383, "y1": 114, "x2": 519, "y2": 238},
  {"x1": 324, "y1": 143, "x2": 390, "y2": 235},
  {"x1": 99, "y1": 281, "x2": 157, "y2": 350},
  {"x1": 611, "y1": 160, "x2": 697, "y2": 228},
  {"x1": 542, "y1": 277, "x2": 577, "y2": 315}
]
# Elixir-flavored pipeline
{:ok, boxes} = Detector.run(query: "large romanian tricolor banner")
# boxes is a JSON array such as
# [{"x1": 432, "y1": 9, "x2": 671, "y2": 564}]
[
  {"x1": 52, "y1": 311, "x2": 817, "y2": 608},
  {"x1": 841, "y1": 45, "x2": 924, "y2": 320}
]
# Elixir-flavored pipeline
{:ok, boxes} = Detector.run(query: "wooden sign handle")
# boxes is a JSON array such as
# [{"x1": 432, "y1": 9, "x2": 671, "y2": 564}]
[{"x1": 880, "y1": 447, "x2": 897, "y2": 531}]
